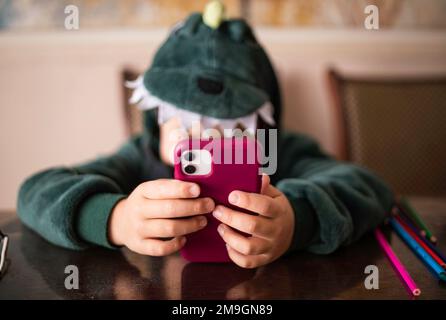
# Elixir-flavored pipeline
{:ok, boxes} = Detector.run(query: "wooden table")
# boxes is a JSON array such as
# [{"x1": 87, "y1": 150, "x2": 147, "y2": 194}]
[{"x1": 0, "y1": 197, "x2": 445, "y2": 300}]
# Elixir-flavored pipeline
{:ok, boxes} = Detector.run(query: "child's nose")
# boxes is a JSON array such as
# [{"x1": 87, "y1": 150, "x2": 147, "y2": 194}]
[{"x1": 188, "y1": 120, "x2": 203, "y2": 138}]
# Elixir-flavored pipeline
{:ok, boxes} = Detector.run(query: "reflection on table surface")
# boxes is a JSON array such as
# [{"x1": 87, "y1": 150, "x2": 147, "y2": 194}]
[{"x1": 0, "y1": 197, "x2": 445, "y2": 299}]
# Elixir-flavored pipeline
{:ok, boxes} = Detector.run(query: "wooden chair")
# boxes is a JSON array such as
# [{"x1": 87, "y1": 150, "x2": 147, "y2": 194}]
[{"x1": 327, "y1": 70, "x2": 446, "y2": 196}]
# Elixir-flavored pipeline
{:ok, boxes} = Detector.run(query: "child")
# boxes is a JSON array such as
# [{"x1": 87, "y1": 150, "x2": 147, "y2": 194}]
[{"x1": 17, "y1": 11, "x2": 393, "y2": 269}]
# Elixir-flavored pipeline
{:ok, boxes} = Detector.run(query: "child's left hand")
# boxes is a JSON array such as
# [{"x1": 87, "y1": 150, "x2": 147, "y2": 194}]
[{"x1": 213, "y1": 175, "x2": 295, "y2": 268}]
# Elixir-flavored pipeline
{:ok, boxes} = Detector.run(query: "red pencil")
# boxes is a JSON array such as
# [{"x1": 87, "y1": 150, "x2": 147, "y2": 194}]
[{"x1": 395, "y1": 215, "x2": 446, "y2": 268}]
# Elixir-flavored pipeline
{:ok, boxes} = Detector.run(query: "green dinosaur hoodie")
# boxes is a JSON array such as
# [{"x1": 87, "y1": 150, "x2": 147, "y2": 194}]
[{"x1": 17, "y1": 13, "x2": 393, "y2": 255}]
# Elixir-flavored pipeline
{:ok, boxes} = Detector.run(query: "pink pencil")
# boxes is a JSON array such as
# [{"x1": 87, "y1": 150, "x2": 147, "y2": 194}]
[{"x1": 374, "y1": 228, "x2": 421, "y2": 297}]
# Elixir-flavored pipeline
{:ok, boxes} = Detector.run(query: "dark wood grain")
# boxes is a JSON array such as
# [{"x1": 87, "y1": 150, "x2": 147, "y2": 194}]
[{"x1": 1, "y1": 197, "x2": 445, "y2": 300}]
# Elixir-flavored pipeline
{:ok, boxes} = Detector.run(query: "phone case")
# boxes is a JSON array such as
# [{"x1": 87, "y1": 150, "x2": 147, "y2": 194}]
[{"x1": 174, "y1": 137, "x2": 262, "y2": 263}]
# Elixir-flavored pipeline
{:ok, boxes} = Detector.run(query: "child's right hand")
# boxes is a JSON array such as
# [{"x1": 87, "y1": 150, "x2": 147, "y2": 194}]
[{"x1": 108, "y1": 179, "x2": 214, "y2": 256}]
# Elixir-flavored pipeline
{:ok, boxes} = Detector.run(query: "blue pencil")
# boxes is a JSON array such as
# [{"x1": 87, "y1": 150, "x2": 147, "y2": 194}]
[
  {"x1": 389, "y1": 217, "x2": 446, "y2": 281},
  {"x1": 394, "y1": 207, "x2": 446, "y2": 265}
]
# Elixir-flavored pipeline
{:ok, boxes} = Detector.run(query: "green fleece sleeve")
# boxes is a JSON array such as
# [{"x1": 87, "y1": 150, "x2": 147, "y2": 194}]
[
  {"x1": 274, "y1": 131, "x2": 394, "y2": 254},
  {"x1": 17, "y1": 136, "x2": 146, "y2": 250}
]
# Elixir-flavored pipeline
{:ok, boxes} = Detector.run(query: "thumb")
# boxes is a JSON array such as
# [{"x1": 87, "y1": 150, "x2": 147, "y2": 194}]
[
  {"x1": 261, "y1": 174, "x2": 282, "y2": 198},
  {"x1": 260, "y1": 174, "x2": 270, "y2": 195}
]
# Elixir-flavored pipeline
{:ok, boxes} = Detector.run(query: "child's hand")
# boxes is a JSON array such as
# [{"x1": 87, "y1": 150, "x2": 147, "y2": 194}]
[
  {"x1": 213, "y1": 175, "x2": 295, "y2": 268},
  {"x1": 108, "y1": 179, "x2": 214, "y2": 256}
]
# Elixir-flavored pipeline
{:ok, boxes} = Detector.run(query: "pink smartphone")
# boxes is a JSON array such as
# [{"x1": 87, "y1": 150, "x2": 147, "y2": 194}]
[{"x1": 174, "y1": 137, "x2": 262, "y2": 263}]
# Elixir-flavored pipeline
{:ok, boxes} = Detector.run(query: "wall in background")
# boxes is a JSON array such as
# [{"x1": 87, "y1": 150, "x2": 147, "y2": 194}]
[{"x1": 1, "y1": 0, "x2": 446, "y2": 30}]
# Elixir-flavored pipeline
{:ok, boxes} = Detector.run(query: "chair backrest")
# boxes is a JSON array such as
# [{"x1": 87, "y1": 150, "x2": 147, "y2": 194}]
[
  {"x1": 122, "y1": 69, "x2": 144, "y2": 137},
  {"x1": 328, "y1": 70, "x2": 446, "y2": 196}
]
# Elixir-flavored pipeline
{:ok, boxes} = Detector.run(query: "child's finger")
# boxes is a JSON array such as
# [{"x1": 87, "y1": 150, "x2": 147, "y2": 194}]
[
  {"x1": 217, "y1": 224, "x2": 272, "y2": 256},
  {"x1": 260, "y1": 174, "x2": 270, "y2": 195},
  {"x1": 262, "y1": 183, "x2": 282, "y2": 198},
  {"x1": 138, "y1": 179, "x2": 200, "y2": 199},
  {"x1": 212, "y1": 205, "x2": 274, "y2": 239},
  {"x1": 141, "y1": 197, "x2": 215, "y2": 219},
  {"x1": 225, "y1": 244, "x2": 270, "y2": 269},
  {"x1": 135, "y1": 236, "x2": 186, "y2": 256},
  {"x1": 260, "y1": 174, "x2": 282, "y2": 198},
  {"x1": 138, "y1": 216, "x2": 207, "y2": 238},
  {"x1": 228, "y1": 190, "x2": 280, "y2": 218}
]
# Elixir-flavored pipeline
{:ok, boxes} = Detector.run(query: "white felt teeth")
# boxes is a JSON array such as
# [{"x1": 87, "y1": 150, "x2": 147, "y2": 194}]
[{"x1": 126, "y1": 75, "x2": 275, "y2": 135}]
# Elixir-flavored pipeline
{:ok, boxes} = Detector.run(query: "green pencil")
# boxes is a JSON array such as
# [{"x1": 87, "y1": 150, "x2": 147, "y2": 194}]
[{"x1": 399, "y1": 196, "x2": 437, "y2": 244}]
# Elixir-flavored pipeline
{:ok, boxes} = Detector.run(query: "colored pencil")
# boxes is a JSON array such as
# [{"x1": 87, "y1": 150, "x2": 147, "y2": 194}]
[
  {"x1": 395, "y1": 215, "x2": 446, "y2": 268},
  {"x1": 374, "y1": 228, "x2": 421, "y2": 296},
  {"x1": 394, "y1": 207, "x2": 446, "y2": 267},
  {"x1": 398, "y1": 197, "x2": 437, "y2": 244},
  {"x1": 390, "y1": 217, "x2": 446, "y2": 281}
]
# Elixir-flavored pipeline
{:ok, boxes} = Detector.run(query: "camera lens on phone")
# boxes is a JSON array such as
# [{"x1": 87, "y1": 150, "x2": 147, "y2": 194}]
[
  {"x1": 184, "y1": 165, "x2": 197, "y2": 174},
  {"x1": 184, "y1": 151, "x2": 195, "y2": 162}
]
